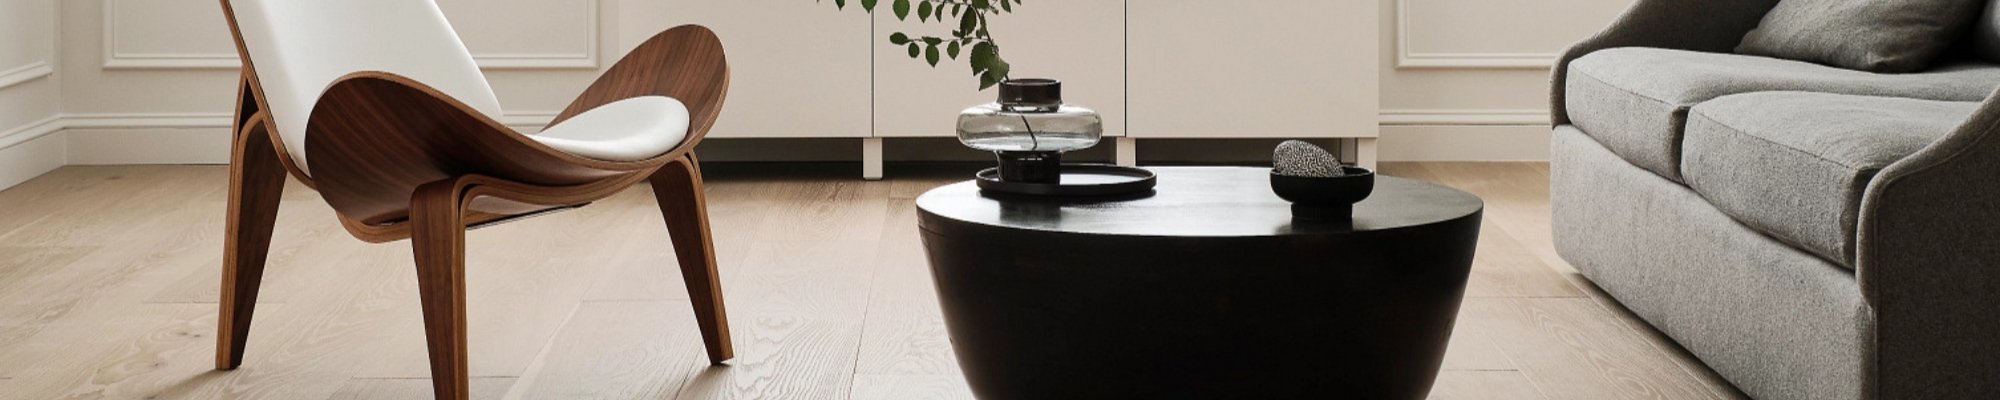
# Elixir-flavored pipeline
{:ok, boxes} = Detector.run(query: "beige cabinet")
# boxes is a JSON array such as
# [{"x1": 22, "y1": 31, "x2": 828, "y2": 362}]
[
  {"x1": 1127, "y1": 0, "x2": 1380, "y2": 164},
  {"x1": 650, "y1": 0, "x2": 874, "y2": 139},
  {"x1": 871, "y1": 1, "x2": 1125, "y2": 138},
  {"x1": 648, "y1": 0, "x2": 1378, "y2": 177}
]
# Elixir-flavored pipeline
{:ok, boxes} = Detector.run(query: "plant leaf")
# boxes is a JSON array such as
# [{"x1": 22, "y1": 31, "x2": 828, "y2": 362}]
[
  {"x1": 969, "y1": 42, "x2": 996, "y2": 74},
  {"x1": 979, "y1": 71, "x2": 999, "y2": 90},
  {"x1": 892, "y1": 0, "x2": 911, "y2": 20},
  {"x1": 834, "y1": 0, "x2": 846, "y2": 9},
  {"x1": 890, "y1": 32, "x2": 910, "y2": 45},
  {"x1": 947, "y1": 41, "x2": 961, "y2": 59},
  {"x1": 918, "y1": 1, "x2": 932, "y2": 20},
  {"x1": 862, "y1": 0, "x2": 877, "y2": 11},
  {"x1": 908, "y1": 43, "x2": 921, "y2": 58},
  {"x1": 959, "y1": 8, "x2": 977, "y2": 33},
  {"x1": 926, "y1": 43, "x2": 941, "y2": 66}
]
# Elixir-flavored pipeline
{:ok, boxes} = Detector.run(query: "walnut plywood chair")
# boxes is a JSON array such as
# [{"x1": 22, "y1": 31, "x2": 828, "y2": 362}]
[{"x1": 212, "y1": 1, "x2": 733, "y2": 398}]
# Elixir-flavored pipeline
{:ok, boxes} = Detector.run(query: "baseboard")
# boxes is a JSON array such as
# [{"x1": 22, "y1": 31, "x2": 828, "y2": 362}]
[
  {"x1": 0, "y1": 130, "x2": 66, "y2": 191},
  {"x1": 1380, "y1": 125, "x2": 1551, "y2": 161}
]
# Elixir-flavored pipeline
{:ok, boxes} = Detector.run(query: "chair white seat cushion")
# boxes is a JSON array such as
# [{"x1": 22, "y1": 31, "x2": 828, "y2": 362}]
[{"x1": 531, "y1": 96, "x2": 691, "y2": 162}]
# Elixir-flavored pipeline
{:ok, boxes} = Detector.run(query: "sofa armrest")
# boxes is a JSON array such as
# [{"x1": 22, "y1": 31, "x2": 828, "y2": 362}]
[
  {"x1": 1550, "y1": 0, "x2": 1781, "y2": 124},
  {"x1": 1855, "y1": 89, "x2": 2000, "y2": 399}
]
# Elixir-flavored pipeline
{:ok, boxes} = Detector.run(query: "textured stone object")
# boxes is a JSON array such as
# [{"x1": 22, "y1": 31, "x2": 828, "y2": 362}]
[{"x1": 1273, "y1": 140, "x2": 1346, "y2": 177}]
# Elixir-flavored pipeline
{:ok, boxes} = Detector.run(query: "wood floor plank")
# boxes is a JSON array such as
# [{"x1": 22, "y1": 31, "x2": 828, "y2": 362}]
[
  {"x1": 511, "y1": 301, "x2": 709, "y2": 399},
  {"x1": 850, "y1": 374, "x2": 975, "y2": 400},
  {"x1": 1463, "y1": 298, "x2": 1732, "y2": 400},
  {"x1": 330, "y1": 377, "x2": 515, "y2": 399},
  {"x1": 0, "y1": 198, "x2": 228, "y2": 373},
  {"x1": 144, "y1": 198, "x2": 346, "y2": 304},
  {"x1": 671, "y1": 312, "x2": 866, "y2": 400},
  {"x1": 853, "y1": 200, "x2": 959, "y2": 376},
  {"x1": 1439, "y1": 317, "x2": 1516, "y2": 372},
  {"x1": 1427, "y1": 370, "x2": 1548, "y2": 400},
  {"x1": 1463, "y1": 222, "x2": 1586, "y2": 299},
  {"x1": 185, "y1": 245, "x2": 433, "y2": 399},
  {"x1": 582, "y1": 186, "x2": 764, "y2": 302},
  {"x1": 0, "y1": 304, "x2": 231, "y2": 399}
]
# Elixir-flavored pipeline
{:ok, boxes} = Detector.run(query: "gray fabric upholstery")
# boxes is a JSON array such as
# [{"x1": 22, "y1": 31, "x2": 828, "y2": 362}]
[
  {"x1": 1856, "y1": 88, "x2": 2000, "y2": 399},
  {"x1": 1555, "y1": 1, "x2": 2000, "y2": 398},
  {"x1": 1564, "y1": 47, "x2": 2000, "y2": 181},
  {"x1": 1970, "y1": 0, "x2": 2000, "y2": 62},
  {"x1": 1736, "y1": 0, "x2": 1985, "y2": 72},
  {"x1": 1683, "y1": 93, "x2": 1977, "y2": 268},
  {"x1": 1553, "y1": 127, "x2": 1868, "y2": 400},
  {"x1": 1550, "y1": 0, "x2": 1784, "y2": 125}
]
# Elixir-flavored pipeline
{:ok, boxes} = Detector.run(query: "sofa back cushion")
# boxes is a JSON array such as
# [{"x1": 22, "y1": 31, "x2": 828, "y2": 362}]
[
  {"x1": 1969, "y1": 0, "x2": 2000, "y2": 63},
  {"x1": 1737, "y1": 0, "x2": 1986, "y2": 73}
]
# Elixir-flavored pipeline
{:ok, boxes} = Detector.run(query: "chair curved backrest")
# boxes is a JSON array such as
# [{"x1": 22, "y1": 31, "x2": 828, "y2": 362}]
[{"x1": 225, "y1": 0, "x2": 505, "y2": 174}]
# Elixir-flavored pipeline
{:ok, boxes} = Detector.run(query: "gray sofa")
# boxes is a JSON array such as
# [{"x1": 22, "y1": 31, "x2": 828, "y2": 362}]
[{"x1": 1551, "y1": 1, "x2": 2000, "y2": 399}]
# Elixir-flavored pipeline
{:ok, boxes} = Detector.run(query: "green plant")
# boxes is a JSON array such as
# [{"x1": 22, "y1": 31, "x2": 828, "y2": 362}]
[{"x1": 818, "y1": 0, "x2": 1023, "y2": 90}]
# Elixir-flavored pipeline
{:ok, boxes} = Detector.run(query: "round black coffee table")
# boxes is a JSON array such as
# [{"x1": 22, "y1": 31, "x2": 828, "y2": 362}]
[{"x1": 915, "y1": 166, "x2": 1483, "y2": 399}]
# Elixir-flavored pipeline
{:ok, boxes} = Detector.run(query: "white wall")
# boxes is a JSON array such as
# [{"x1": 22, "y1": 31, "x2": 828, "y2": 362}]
[
  {"x1": 0, "y1": 0, "x2": 1636, "y2": 191},
  {"x1": 1378, "y1": 0, "x2": 1634, "y2": 161},
  {"x1": 0, "y1": 0, "x2": 64, "y2": 190}
]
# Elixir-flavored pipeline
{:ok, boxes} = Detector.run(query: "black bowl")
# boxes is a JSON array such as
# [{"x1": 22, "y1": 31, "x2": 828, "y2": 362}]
[{"x1": 1270, "y1": 167, "x2": 1375, "y2": 218}]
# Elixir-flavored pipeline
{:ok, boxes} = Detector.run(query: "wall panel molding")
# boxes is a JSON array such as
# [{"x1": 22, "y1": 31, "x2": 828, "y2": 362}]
[
  {"x1": 0, "y1": 62, "x2": 54, "y2": 90},
  {"x1": 100, "y1": 0, "x2": 603, "y2": 70},
  {"x1": 1392, "y1": 0, "x2": 1556, "y2": 69}
]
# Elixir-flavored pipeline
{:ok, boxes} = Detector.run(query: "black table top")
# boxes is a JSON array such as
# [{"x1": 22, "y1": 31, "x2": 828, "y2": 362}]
[{"x1": 915, "y1": 166, "x2": 1484, "y2": 238}]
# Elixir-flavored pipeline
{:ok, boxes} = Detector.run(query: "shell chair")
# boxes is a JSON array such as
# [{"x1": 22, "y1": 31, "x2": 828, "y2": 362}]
[{"x1": 213, "y1": 1, "x2": 733, "y2": 398}]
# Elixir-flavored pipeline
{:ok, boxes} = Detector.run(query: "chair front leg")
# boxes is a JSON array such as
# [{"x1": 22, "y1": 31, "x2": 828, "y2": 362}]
[
  {"x1": 410, "y1": 180, "x2": 471, "y2": 400},
  {"x1": 650, "y1": 154, "x2": 734, "y2": 364},
  {"x1": 218, "y1": 122, "x2": 286, "y2": 370}
]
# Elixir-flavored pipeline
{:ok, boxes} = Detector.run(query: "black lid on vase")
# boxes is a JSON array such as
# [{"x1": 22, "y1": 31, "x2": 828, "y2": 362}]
[{"x1": 998, "y1": 78, "x2": 1062, "y2": 109}]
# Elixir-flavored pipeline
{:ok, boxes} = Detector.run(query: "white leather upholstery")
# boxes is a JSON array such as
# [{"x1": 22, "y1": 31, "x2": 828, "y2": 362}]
[
  {"x1": 534, "y1": 96, "x2": 691, "y2": 162},
  {"x1": 232, "y1": 0, "x2": 504, "y2": 174},
  {"x1": 232, "y1": 0, "x2": 690, "y2": 170}
]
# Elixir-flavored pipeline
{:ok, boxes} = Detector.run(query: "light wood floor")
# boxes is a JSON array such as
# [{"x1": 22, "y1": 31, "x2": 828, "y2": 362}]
[{"x1": 0, "y1": 162, "x2": 1747, "y2": 399}]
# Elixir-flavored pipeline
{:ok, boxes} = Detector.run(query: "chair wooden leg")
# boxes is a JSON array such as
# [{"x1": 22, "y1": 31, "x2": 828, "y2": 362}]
[
  {"x1": 410, "y1": 180, "x2": 470, "y2": 400},
  {"x1": 217, "y1": 126, "x2": 286, "y2": 370},
  {"x1": 650, "y1": 155, "x2": 734, "y2": 364}
]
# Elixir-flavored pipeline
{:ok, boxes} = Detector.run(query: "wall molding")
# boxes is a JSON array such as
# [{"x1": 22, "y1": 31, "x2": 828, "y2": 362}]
[
  {"x1": 1392, "y1": 0, "x2": 1556, "y2": 69},
  {"x1": 1380, "y1": 109, "x2": 1549, "y2": 126},
  {"x1": 0, "y1": 115, "x2": 66, "y2": 151},
  {"x1": 0, "y1": 61, "x2": 55, "y2": 90},
  {"x1": 100, "y1": 0, "x2": 603, "y2": 70}
]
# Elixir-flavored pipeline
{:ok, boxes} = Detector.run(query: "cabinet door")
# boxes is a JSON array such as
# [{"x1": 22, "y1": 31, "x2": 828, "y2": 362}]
[
  {"x1": 638, "y1": 0, "x2": 874, "y2": 138},
  {"x1": 873, "y1": 1, "x2": 1125, "y2": 138},
  {"x1": 1128, "y1": 1, "x2": 1378, "y2": 138}
]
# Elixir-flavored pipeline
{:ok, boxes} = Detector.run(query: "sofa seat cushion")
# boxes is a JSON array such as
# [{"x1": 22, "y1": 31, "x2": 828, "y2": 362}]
[
  {"x1": 1565, "y1": 47, "x2": 2000, "y2": 182},
  {"x1": 1681, "y1": 92, "x2": 1979, "y2": 268}
]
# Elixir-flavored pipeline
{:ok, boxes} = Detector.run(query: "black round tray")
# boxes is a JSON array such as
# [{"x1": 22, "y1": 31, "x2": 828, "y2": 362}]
[{"x1": 976, "y1": 164, "x2": 1156, "y2": 197}]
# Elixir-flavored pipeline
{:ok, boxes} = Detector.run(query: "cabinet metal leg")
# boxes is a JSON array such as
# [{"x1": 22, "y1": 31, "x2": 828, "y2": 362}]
[
  {"x1": 1115, "y1": 137, "x2": 1137, "y2": 167},
  {"x1": 863, "y1": 137, "x2": 884, "y2": 180}
]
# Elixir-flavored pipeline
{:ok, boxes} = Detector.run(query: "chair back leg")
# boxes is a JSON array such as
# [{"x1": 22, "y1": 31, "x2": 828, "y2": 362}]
[
  {"x1": 651, "y1": 155, "x2": 735, "y2": 364},
  {"x1": 411, "y1": 179, "x2": 472, "y2": 400},
  {"x1": 218, "y1": 122, "x2": 286, "y2": 370}
]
